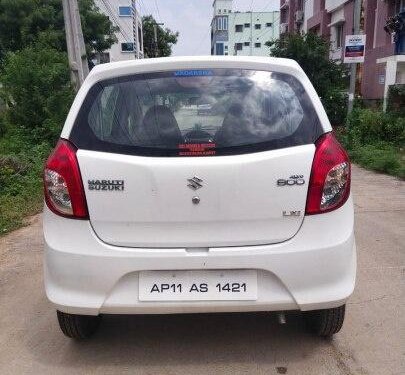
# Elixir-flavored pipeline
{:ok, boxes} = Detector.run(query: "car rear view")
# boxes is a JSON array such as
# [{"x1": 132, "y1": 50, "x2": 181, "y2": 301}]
[{"x1": 43, "y1": 57, "x2": 356, "y2": 339}]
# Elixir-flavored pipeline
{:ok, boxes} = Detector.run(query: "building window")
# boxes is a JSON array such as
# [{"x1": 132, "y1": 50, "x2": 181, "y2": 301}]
[
  {"x1": 255, "y1": 24, "x2": 261, "y2": 30},
  {"x1": 335, "y1": 24, "x2": 344, "y2": 49},
  {"x1": 235, "y1": 24, "x2": 243, "y2": 32},
  {"x1": 244, "y1": 42, "x2": 250, "y2": 46},
  {"x1": 235, "y1": 43, "x2": 243, "y2": 51},
  {"x1": 217, "y1": 17, "x2": 228, "y2": 31},
  {"x1": 217, "y1": 17, "x2": 223, "y2": 30},
  {"x1": 118, "y1": 6, "x2": 132, "y2": 17},
  {"x1": 244, "y1": 23, "x2": 250, "y2": 28},
  {"x1": 395, "y1": 0, "x2": 405, "y2": 13},
  {"x1": 218, "y1": 9, "x2": 221, "y2": 13},
  {"x1": 138, "y1": 26, "x2": 143, "y2": 50},
  {"x1": 216, "y1": 43, "x2": 224, "y2": 55},
  {"x1": 297, "y1": 0, "x2": 304, "y2": 11},
  {"x1": 121, "y1": 42, "x2": 134, "y2": 52},
  {"x1": 225, "y1": 45, "x2": 228, "y2": 50},
  {"x1": 266, "y1": 23, "x2": 272, "y2": 27},
  {"x1": 255, "y1": 42, "x2": 261, "y2": 48}
]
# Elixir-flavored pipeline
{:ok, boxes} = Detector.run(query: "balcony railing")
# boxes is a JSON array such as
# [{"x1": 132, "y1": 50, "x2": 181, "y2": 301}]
[{"x1": 384, "y1": 11, "x2": 405, "y2": 55}]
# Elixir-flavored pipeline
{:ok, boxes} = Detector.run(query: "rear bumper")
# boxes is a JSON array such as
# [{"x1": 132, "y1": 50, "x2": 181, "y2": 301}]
[{"x1": 43, "y1": 198, "x2": 356, "y2": 315}]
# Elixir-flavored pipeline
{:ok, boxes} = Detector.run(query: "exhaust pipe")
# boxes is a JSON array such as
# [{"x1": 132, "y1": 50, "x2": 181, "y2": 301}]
[{"x1": 277, "y1": 312, "x2": 286, "y2": 325}]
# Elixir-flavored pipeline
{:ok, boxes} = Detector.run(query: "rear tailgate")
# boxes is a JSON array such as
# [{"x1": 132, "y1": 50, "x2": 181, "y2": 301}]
[
  {"x1": 69, "y1": 67, "x2": 323, "y2": 248},
  {"x1": 78, "y1": 145, "x2": 314, "y2": 247}
]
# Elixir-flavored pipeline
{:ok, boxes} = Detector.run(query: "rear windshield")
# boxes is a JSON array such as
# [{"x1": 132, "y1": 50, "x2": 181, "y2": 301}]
[{"x1": 70, "y1": 69, "x2": 323, "y2": 156}]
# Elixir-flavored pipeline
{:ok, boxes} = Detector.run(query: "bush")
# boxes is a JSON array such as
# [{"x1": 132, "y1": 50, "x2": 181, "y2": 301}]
[
  {"x1": 342, "y1": 108, "x2": 405, "y2": 178},
  {"x1": 347, "y1": 108, "x2": 405, "y2": 146},
  {"x1": 0, "y1": 112, "x2": 6, "y2": 137},
  {"x1": 268, "y1": 33, "x2": 348, "y2": 125},
  {"x1": 0, "y1": 44, "x2": 74, "y2": 144},
  {"x1": 320, "y1": 89, "x2": 348, "y2": 127},
  {"x1": 0, "y1": 136, "x2": 51, "y2": 234},
  {"x1": 387, "y1": 84, "x2": 405, "y2": 116}
]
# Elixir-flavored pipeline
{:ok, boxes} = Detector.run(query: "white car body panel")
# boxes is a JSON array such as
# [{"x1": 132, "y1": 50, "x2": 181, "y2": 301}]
[
  {"x1": 44, "y1": 197, "x2": 356, "y2": 315},
  {"x1": 79, "y1": 144, "x2": 314, "y2": 248},
  {"x1": 44, "y1": 56, "x2": 355, "y2": 316}
]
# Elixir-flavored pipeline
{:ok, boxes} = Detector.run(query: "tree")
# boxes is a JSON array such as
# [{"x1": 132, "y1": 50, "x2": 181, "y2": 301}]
[
  {"x1": 0, "y1": 45, "x2": 74, "y2": 143},
  {"x1": 79, "y1": 0, "x2": 118, "y2": 59},
  {"x1": 142, "y1": 15, "x2": 179, "y2": 58},
  {"x1": 266, "y1": 33, "x2": 348, "y2": 125},
  {"x1": 0, "y1": 0, "x2": 117, "y2": 62},
  {"x1": 267, "y1": 33, "x2": 346, "y2": 98}
]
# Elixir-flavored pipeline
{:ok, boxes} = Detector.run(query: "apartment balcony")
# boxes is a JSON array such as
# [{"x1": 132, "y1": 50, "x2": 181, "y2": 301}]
[
  {"x1": 377, "y1": 11, "x2": 405, "y2": 109},
  {"x1": 384, "y1": 11, "x2": 405, "y2": 55}
]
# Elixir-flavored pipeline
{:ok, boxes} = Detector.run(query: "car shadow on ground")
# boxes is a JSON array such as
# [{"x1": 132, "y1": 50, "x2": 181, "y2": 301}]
[{"x1": 48, "y1": 312, "x2": 332, "y2": 369}]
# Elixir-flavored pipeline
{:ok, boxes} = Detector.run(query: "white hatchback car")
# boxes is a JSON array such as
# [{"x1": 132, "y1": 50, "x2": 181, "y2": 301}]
[{"x1": 43, "y1": 56, "x2": 356, "y2": 339}]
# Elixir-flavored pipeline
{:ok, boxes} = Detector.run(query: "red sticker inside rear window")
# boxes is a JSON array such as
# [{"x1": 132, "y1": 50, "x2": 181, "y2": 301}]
[{"x1": 178, "y1": 143, "x2": 216, "y2": 156}]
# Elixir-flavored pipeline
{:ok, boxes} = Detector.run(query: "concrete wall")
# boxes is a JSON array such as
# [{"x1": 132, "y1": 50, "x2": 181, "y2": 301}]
[
  {"x1": 361, "y1": 0, "x2": 395, "y2": 99},
  {"x1": 213, "y1": 0, "x2": 233, "y2": 16},
  {"x1": 212, "y1": 0, "x2": 279, "y2": 57},
  {"x1": 325, "y1": 0, "x2": 348, "y2": 12},
  {"x1": 229, "y1": 12, "x2": 280, "y2": 56},
  {"x1": 94, "y1": 0, "x2": 143, "y2": 62},
  {"x1": 303, "y1": 0, "x2": 315, "y2": 31}
]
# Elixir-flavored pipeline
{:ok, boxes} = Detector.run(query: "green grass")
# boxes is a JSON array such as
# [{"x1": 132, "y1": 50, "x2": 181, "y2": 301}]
[
  {"x1": 0, "y1": 133, "x2": 51, "y2": 235},
  {"x1": 335, "y1": 108, "x2": 405, "y2": 180},
  {"x1": 348, "y1": 144, "x2": 405, "y2": 179}
]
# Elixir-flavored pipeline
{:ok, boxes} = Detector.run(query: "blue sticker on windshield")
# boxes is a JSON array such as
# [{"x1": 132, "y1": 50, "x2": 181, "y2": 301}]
[{"x1": 174, "y1": 70, "x2": 214, "y2": 77}]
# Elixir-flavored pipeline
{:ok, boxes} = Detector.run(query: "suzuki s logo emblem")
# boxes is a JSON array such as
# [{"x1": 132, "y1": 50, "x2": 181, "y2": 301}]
[{"x1": 187, "y1": 176, "x2": 203, "y2": 190}]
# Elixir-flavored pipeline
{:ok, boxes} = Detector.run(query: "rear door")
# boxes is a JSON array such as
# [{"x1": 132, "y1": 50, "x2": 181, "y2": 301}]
[{"x1": 71, "y1": 69, "x2": 323, "y2": 248}]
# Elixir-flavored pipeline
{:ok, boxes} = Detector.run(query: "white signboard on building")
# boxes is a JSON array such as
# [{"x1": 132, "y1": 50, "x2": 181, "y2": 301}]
[{"x1": 344, "y1": 34, "x2": 366, "y2": 63}]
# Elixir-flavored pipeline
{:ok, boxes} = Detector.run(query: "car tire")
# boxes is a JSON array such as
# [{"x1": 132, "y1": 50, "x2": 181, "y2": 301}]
[
  {"x1": 304, "y1": 305, "x2": 345, "y2": 337},
  {"x1": 57, "y1": 310, "x2": 101, "y2": 339}
]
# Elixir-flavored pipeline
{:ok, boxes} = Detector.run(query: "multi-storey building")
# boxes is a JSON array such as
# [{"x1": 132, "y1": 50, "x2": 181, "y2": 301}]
[
  {"x1": 363, "y1": 0, "x2": 405, "y2": 102},
  {"x1": 94, "y1": 0, "x2": 144, "y2": 62},
  {"x1": 280, "y1": 0, "x2": 305, "y2": 35},
  {"x1": 279, "y1": 0, "x2": 405, "y2": 105},
  {"x1": 211, "y1": 0, "x2": 280, "y2": 56}
]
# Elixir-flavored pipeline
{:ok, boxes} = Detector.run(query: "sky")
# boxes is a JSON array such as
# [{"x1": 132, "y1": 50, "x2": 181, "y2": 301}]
[{"x1": 137, "y1": 0, "x2": 279, "y2": 56}]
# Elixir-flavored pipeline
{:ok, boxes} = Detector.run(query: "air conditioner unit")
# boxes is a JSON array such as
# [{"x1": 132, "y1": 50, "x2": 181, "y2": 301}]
[
  {"x1": 279, "y1": 23, "x2": 288, "y2": 34},
  {"x1": 295, "y1": 10, "x2": 304, "y2": 23}
]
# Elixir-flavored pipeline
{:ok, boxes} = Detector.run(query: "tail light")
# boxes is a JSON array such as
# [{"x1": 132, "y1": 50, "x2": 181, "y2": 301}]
[
  {"x1": 44, "y1": 139, "x2": 88, "y2": 219},
  {"x1": 306, "y1": 133, "x2": 351, "y2": 215}
]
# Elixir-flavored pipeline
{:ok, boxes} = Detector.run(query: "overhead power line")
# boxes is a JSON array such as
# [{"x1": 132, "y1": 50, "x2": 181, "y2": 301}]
[
  {"x1": 154, "y1": 0, "x2": 163, "y2": 23},
  {"x1": 100, "y1": 0, "x2": 133, "y2": 41}
]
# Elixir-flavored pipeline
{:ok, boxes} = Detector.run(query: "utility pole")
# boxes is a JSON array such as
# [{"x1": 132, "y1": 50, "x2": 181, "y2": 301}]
[
  {"x1": 153, "y1": 22, "x2": 164, "y2": 57},
  {"x1": 132, "y1": 0, "x2": 140, "y2": 59},
  {"x1": 62, "y1": 0, "x2": 89, "y2": 91},
  {"x1": 347, "y1": 0, "x2": 362, "y2": 115}
]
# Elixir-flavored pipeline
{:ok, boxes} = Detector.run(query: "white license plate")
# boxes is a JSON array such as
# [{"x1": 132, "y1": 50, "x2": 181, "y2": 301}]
[{"x1": 138, "y1": 270, "x2": 257, "y2": 301}]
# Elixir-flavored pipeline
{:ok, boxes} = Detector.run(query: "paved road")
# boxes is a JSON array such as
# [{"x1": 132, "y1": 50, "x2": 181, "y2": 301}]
[{"x1": 0, "y1": 166, "x2": 404, "y2": 375}]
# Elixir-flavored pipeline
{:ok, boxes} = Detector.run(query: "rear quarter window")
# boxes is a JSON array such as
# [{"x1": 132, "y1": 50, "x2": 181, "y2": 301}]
[{"x1": 69, "y1": 69, "x2": 323, "y2": 156}]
